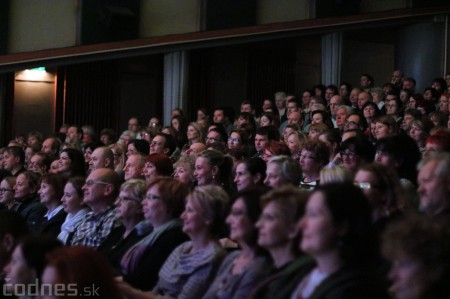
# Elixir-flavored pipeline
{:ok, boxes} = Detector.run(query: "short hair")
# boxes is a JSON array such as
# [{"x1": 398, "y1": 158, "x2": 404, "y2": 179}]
[
  {"x1": 340, "y1": 136, "x2": 375, "y2": 164},
  {"x1": 302, "y1": 139, "x2": 330, "y2": 167},
  {"x1": 267, "y1": 155, "x2": 302, "y2": 186},
  {"x1": 148, "y1": 177, "x2": 189, "y2": 218},
  {"x1": 82, "y1": 125, "x2": 96, "y2": 139},
  {"x1": 418, "y1": 152, "x2": 450, "y2": 179},
  {"x1": 256, "y1": 125, "x2": 280, "y2": 142},
  {"x1": 19, "y1": 171, "x2": 41, "y2": 192},
  {"x1": 309, "y1": 123, "x2": 330, "y2": 135},
  {"x1": 5, "y1": 146, "x2": 25, "y2": 164},
  {"x1": 97, "y1": 169, "x2": 122, "y2": 199},
  {"x1": 374, "y1": 115, "x2": 399, "y2": 135},
  {"x1": 426, "y1": 130, "x2": 450, "y2": 153},
  {"x1": 129, "y1": 139, "x2": 150, "y2": 156},
  {"x1": 119, "y1": 178, "x2": 147, "y2": 204},
  {"x1": 265, "y1": 141, "x2": 291, "y2": 156},
  {"x1": 156, "y1": 133, "x2": 177, "y2": 156},
  {"x1": 187, "y1": 185, "x2": 229, "y2": 236},
  {"x1": 261, "y1": 186, "x2": 309, "y2": 254},
  {"x1": 145, "y1": 153, "x2": 173, "y2": 177},
  {"x1": 209, "y1": 127, "x2": 228, "y2": 144},
  {"x1": 361, "y1": 73, "x2": 374, "y2": 86},
  {"x1": 361, "y1": 101, "x2": 381, "y2": 118},
  {"x1": 337, "y1": 105, "x2": 354, "y2": 115},
  {"x1": 100, "y1": 128, "x2": 117, "y2": 143},
  {"x1": 41, "y1": 173, "x2": 67, "y2": 201}
]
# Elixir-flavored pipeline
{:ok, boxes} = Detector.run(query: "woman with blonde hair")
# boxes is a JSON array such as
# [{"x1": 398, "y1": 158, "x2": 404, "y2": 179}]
[
  {"x1": 119, "y1": 185, "x2": 228, "y2": 299},
  {"x1": 109, "y1": 143, "x2": 126, "y2": 176}
]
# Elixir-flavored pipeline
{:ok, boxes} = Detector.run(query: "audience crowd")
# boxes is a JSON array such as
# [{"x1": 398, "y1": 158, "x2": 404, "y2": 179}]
[{"x1": 1, "y1": 70, "x2": 450, "y2": 298}]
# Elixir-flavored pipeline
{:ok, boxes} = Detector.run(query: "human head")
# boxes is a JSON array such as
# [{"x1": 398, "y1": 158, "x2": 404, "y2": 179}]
[
  {"x1": 58, "y1": 148, "x2": 86, "y2": 178},
  {"x1": 3, "y1": 146, "x2": 25, "y2": 173},
  {"x1": 123, "y1": 154, "x2": 145, "y2": 181},
  {"x1": 145, "y1": 177, "x2": 189, "y2": 221},
  {"x1": 99, "y1": 128, "x2": 117, "y2": 146},
  {"x1": 4, "y1": 234, "x2": 62, "y2": 295},
  {"x1": 89, "y1": 146, "x2": 114, "y2": 172},
  {"x1": 173, "y1": 155, "x2": 196, "y2": 187},
  {"x1": 142, "y1": 153, "x2": 173, "y2": 182},
  {"x1": 183, "y1": 185, "x2": 229, "y2": 237},
  {"x1": 116, "y1": 178, "x2": 146, "y2": 222},
  {"x1": 42, "y1": 246, "x2": 122, "y2": 299},
  {"x1": 195, "y1": 150, "x2": 233, "y2": 191},
  {"x1": 0, "y1": 210, "x2": 29, "y2": 271},
  {"x1": 264, "y1": 155, "x2": 302, "y2": 188},
  {"x1": 150, "y1": 133, "x2": 176, "y2": 157},
  {"x1": 382, "y1": 214, "x2": 450, "y2": 299},
  {"x1": 339, "y1": 136, "x2": 375, "y2": 173},
  {"x1": 82, "y1": 168, "x2": 121, "y2": 211},
  {"x1": 417, "y1": 153, "x2": 450, "y2": 216},
  {"x1": 39, "y1": 173, "x2": 67, "y2": 207},
  {"x1": 234, "y1": 158, "x2": 266, "y2": 191},
  {"x1": 257, "y1": 186, "x2": 308, "y2": 261},
  {"x1": 360, "y1": 73, "x2": 374, "y2": 89},
  {"x1": 300, "y1": 182, "x2": 374, "y2": 266}
]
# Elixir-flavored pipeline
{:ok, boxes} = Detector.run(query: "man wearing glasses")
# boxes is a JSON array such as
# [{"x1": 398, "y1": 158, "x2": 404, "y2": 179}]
[{"x1": 70, "y1": 168, "x2": 122, "y2": 248}]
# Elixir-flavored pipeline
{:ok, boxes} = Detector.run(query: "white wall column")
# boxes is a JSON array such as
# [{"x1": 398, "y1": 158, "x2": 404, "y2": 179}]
[
  {"x1": 163, "y1": 51, "x2": 189, "y2": 125},
  {"x1": 321, "y1": 32, "x2": 342, "y2": 85}
]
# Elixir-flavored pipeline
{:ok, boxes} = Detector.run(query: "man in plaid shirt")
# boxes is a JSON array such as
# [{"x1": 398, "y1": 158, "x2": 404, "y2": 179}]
[{"x1": 70, "y1": 168, "x2": 122, "y2": 248}]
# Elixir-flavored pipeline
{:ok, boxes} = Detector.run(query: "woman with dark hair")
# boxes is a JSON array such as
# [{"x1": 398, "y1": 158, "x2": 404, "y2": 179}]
[
  {"x1": 58, "y1": 176, "x2": 89, "y2": 245},
  {"x1": 236, "y1": 112, "x2": 256, "y2": 137},
  {"x1": 432, "y1": 77, "x2": 447, "y2": 96},
  {"x1": 373, "y1": 115, "x2": 399, "y2": 141},
  {"x1": 423, "y1": 86, "x2": 438, "y2": 104},
  {"x1": 0, "y1": 176, "x2": 16, "y2": 210},
  {"x1": 234, "y1": 157, "x2": 267, "y2": 191},
  {"x1": 83, "y1": 142, "x2": 100, "y2": 171},
  {"x1": 203, "y1": 187, "x2": 272, "y2": 299},
  {"x1": 339, "y1": 136, "x2": 375, "y2": 174},
  {"x1": 4, "y1": 234, "x2": 63, "y2": 298},
  {"x1": 142, "y1": 153, "x2": 173, "y2": 182},
  {"x1": 42, "y1": 246, "x2": 123, "y2": 299},
  {"x1": 383, "y1": 214, "x2": 450, "y2": 299},
  {"x1": 171, "y1": 115, "x2": 188, "y2": 148},
  {"x1": 318, "y1": 130, "x2": 341, "y2": 166},
  {"x1": 57, "y1": 148, "x2": 86, "y2": 179},
  {"x1": 408, "y1": 93, "x2": 425, "y2": 110},
  {"x1": 120, "y1": 178, "x2": 189, "y2": 291},
  {"x1": 37, "y1": 173, "x2": 67, "y2": 237},
  {"x1": 119, "y1": 185, "x2": 228, "y2": 299},
  {"x1": 375, "y1": 134, "x2": 421, "y2": 187},
  {"x1": 259, "y1": 111, "x2": 276, "y2": 127},
  {"x1": 298, "y1": 140, "x2": 330, "y2": 191},
  {"x1": 361, "y1": 101, "x2": 381, "y2": 128},
  {"x1": 13, "y1": 171, "x2": 47, "y2": 232},
  {"x1": 291, "y1": 183, "x2": 389, "y2": 299},
  {"x1": 355, "y1": 164, "x2": 406, "y2": 232},
  {"x1": 310, "y1": 110, "x2": 334, "y2": 130},
  {"x1": 194, "y1": 150, "x2": 234, "y2": 195}
]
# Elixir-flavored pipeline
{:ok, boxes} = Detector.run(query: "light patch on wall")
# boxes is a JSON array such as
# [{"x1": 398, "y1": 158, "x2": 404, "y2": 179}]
[{"x1": 15, "y1": 68, "x2": 54, "y2": 82}]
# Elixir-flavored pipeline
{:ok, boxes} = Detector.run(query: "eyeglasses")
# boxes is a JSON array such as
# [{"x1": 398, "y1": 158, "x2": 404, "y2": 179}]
[
  {"x1": 117, "y1": 196, "x2": 140, "y2": 203},
  {"x1": 206, "y1": 137, "x2": 220, "y2": 143},
  {"x1": 0, "y1": 188, "x2": 13, "y2": 193},
  {"x1": 340, "y1": 151, "x2": 356, "y2": 159},
  {"x1": 228, "y1": 137, "x2": 240, "y2": 144},
  {"x1": 85, "y1": 180, "x2": 111, "y2": 187},
  {"x1": 354, "y1": 182, "x2": 379, "y2": 190},
  {"x1": 385, "y1": 104, "x2": 397, "y2": 108},
  {"x1": 150, "y1": 141, "x2": 163, "y2": 147}
]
